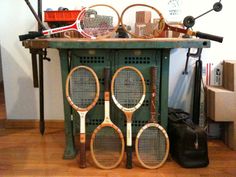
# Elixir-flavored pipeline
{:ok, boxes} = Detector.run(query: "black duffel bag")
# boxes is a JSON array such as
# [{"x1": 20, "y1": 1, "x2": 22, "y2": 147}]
[{"x1": 168, "y1": 108, "x2": 209, "y2": 168}]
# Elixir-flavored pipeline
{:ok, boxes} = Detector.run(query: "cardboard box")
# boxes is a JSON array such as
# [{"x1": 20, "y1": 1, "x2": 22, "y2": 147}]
[
  {"x1": 135, "y1": 23, "x2": 155, "y2": 37},
  {"x1": 224, "y1": 122, "x2": 236, "y2": 150},
  {"x1": 166, "y1": 22, "x2": 183, "y2": 38},
  {"x1": 223, "y1": 60, "x2": 236, "y2": 91},
  {"x1": 205, "y1": 62, "x2": 223, "y2": 86},
  {"x1": 206, "y1": 86, "x2": 236, "y2": 121},
  {"x1": 136, "y1": 11, "x2": 151, "y2": 24},
  {"x1": 135, "y1": 24, "x2": 147, "y2": 36}
]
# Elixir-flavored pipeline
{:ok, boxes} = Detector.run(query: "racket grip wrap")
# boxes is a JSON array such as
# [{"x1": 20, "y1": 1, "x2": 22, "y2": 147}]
[
  {"x1": 79, "y1": 142, "x2": 86, "y2": 168},
  {"x1": 104, "y1": 68, "x2": 110, "y2": 92},
  {"x1": 19, "y1": 31, "x2": 44, "y2": 41},
  {"x1": 151, "y1": 67, "x2": 157, "y2": 89},
  {"x1": 126, "y1": 146, "x2": 132, "y2": 169},
  {"x1": 196, "y1": 31, "x2": 223, "y2": 43}
]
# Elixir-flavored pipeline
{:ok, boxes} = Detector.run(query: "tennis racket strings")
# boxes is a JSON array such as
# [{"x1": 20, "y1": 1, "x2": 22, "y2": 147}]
[
  {"x1": 92, "y1": 126, "x2": 124, "y2": 167},
  {"x1": 113, "y1": 69, "x2": 144, "y2": 109},
  {"x1": 69, "y1": 68, "x2": 98, "y2": 108},
  {"x1": 80, "y1": 5, "x2": 119, "y2": 38},
  {"x1": 137, "y1": 125, "x2": 168, "y2": 166}
]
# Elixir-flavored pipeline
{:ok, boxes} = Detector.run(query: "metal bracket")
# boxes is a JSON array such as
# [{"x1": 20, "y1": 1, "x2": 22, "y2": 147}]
[{"x1": 183, "y1": 48, "x2": 202, "y2": 75}]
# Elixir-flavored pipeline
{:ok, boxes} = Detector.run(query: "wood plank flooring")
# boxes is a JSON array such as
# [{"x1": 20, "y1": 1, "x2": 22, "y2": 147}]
[
  {"x1": 0, "y1": 128, "x2": 235, "y2": 177},
  {"x1": 0, "y1": 81, "x2": 235, "y2": 176}
]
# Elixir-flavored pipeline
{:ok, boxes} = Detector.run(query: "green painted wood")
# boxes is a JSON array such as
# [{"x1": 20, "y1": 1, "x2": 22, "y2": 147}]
[
  {"x1": 49, "y1": 40, "x2": 210, "y2": 49},
  {"x1": 23, "y1": 38, "x2": 210, "y2": 49},
  {"x1": 24, "y1": 39, "x2": 211, "y2": 159},
  {"x1": 59, "y1": 49, "x2": 76, "y2": 159},
  {"x1": 159, "y1": 49, "x2": 170, "y2": 129}
]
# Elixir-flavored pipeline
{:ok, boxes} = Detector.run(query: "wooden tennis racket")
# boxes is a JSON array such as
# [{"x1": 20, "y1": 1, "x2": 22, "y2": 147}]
[
  {"x1": 120, "y1": 4, "x2": 223, "y2": 42},
  {"x1": 111, "y1": 66, "x2": 146, "y2": 169},
  {"x1": 90, "y1": 68, "x2": 125, "y2": 169},
  {"x1": 65, "y1": 65, "x2": 100, "y2": 168},
  {"x1": 19, "y1": 4, "x2": 120, "y2": 40},
  {"x1": 135, "y1": 66, "x2": 169, "y2": 169}
]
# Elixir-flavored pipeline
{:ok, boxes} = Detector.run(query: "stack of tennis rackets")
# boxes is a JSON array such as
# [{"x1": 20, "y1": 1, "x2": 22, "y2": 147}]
[
  {"x1": 66, "y1": 65, "x2": 170, "y2": 169},
  {"x1": 19, "y1": 4, "x2": 223, "y2": 42}
]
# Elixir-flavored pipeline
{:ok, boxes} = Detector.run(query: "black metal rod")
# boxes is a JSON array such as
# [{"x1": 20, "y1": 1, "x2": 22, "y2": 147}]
[
  {"x1": 37, "y1": 0, "x2": 43, "y2": 31},
  {"x1": 24, "y1": 0, "x2": 47, "y2": 30},
  {"x1": 30, "y1": 49, "x2": 39, "y2": 87},
  {"x1": 39, "y1": 54, "x2": 45, "y2": 135},
  {"x1": 183, "y1": 48, "x2": 191, "y2": 75},
  {"x1": 38, "y1": 0, "x2": 45, "y2": 135},
  {"x1": 192, "y1": 58, "x2": 202, "y2": 125},
  {"x1": 194, "y1": 9, "x2": 213, "y2": 20}
]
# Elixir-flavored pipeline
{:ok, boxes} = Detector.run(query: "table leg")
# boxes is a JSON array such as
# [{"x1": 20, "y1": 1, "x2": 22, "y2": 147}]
[
  {"x1": 39, "y1": 53, "x2": 45, "y2": 135},
  {"x1": 59, "y1": 49, "x2": 76, "y2": 159},
  {"x1": 160, "y1": 49, "x2": 170, "y2": 129}
]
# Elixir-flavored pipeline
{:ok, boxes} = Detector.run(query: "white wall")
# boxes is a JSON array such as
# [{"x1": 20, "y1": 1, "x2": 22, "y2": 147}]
[{"x1": 0, "y1": 0, "x2": 235, "y2": 120}]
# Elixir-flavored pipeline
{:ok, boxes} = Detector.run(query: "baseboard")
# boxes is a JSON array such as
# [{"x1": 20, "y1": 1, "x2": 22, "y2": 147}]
[
  {"x1": 4, "y1": 119, "x2": 64, "y2": 129},
  {"x1": 0, "y1": 119, "x2": 5, "y2": 128}
]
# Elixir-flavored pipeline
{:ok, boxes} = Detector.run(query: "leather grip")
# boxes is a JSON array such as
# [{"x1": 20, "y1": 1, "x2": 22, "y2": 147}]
[
  {"x1": 150, "y1": 67, "x2": 157, "y2": 122},
  {"x1": 151, "y1": 67, "x2": 157, "y2": 90},
  {"x1": 126, "y1": 146, "x2": 132, "y2": 169},
  {"x1": 104, "y1": 67, "x2": 110, "y2": 92},
  {"x1": 196, "y1": 31, "x2": 223, "y2": 43},
  {"x1": 19, "y1": 31, "x2": 44, "y2": 41},
  {"x1": 79, "y1": 142, "x2": 86, "y2": 168}
]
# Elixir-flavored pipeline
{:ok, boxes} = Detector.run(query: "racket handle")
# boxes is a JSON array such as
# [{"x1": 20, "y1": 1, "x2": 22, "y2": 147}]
[
  {"x1": 126, "y1": 146, "x2": 132, "y2": 169},
  {"x1": 195, "y1": 31, "x2": 223, "y2": 43},
  {"x1": 79, "y1": 142, "x2": 86, "y2": 168},
  {"x1": 19, "y1": 31, "x2": 44, "y2": 41},
  {"x1": 151, "y1": 66, "x2": 157, "y2": 89},
  {"x1": 104, "y1": 67, "x2": 110, "y2": 92}
]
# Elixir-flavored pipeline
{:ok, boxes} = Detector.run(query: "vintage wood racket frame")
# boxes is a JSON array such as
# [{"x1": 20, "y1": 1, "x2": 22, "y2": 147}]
[
  {"x1": 111, "y1": 66, "x2": 146, "y2": 168},
  {"x1": 135, "y1": 66, "x2": 169, "y2": 169},
  {"x1": 90, "y1": 68, "x2": 125, "y2": 169},
  {"x1": 65, "y1": 65, "x2": 100, "y2": 168}
]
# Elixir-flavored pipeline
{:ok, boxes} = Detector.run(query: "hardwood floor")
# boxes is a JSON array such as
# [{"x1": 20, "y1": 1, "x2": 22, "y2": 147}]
[
  {"x1": 0, "y1": 82, "x2": 235, "y2": 176},
  {"x1": 0, "y1": 128, "x2": 235, "y2": 177}
]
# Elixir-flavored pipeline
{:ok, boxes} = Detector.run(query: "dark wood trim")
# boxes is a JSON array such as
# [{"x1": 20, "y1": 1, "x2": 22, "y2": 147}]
[
  {"x1": 0, "y1": 119, "x2": 5, "y2": 128},
  {"x1": 4, "y1": 119, "x2": 64, "y2": 129}
]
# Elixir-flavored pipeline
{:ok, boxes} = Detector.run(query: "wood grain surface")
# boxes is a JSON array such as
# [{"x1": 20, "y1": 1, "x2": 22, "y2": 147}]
[{"x1": 0, "y1": 128, "x2": 235, "y2": 177}]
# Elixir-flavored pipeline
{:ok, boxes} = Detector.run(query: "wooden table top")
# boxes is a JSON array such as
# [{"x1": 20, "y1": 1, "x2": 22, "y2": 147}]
[{"x1": 22, "y1": 38, "x2": 210, "y2": 49}]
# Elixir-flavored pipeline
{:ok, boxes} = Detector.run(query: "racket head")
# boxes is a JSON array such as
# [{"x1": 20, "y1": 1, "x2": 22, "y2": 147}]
[
  {"x1": 120, "y1": 4, "x2": 166, "y2": 38},
  {"x1": 135, "y1": 123, "x2": 169, "y2": 169},
  {"x1": 65, "y1": 65, "x2": 100, "y2": 112},
  {"x1": 90, "y1": 124, "x2": 125, "y2": 169},
  {"x1": 77, "y1": 4, "x2": 120, "y2": 39},
  {"x1": 111, "y1": 66, "x2": 146, "y2": 115}
]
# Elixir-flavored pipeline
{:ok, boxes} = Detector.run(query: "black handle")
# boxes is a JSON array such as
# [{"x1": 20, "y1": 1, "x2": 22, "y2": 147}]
[
  {"x1": 19, "y1": 31, "x2": 44, "y2": 41},
  {"x1": 196, "y1": 31, "x2": 223, "y2": 43},
  {"x1": 104, "y1": 67, "x2": 110, "y2": 92},
  {"x1": 126, "y1": 146, "x2": 132, "y2": 169}
]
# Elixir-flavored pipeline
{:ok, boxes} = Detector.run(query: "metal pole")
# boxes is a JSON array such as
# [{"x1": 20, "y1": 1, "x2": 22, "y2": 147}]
[{"x1": 38, "y1": 0, "x2": 45, "y2": 135}]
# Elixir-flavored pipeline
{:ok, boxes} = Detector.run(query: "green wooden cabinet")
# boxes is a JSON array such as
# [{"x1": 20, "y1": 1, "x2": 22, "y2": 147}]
[{"x1": 23, "y1": 38, "x2": 210, "y2": 159}]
